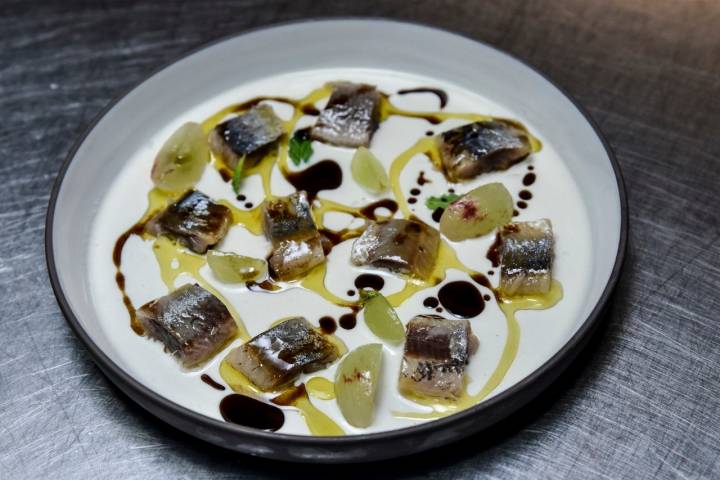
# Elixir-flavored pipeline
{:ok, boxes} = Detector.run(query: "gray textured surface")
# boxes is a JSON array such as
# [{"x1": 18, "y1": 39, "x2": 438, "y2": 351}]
[{"x1": 1, "y1": 0, "x2": 719, "y2": 478}]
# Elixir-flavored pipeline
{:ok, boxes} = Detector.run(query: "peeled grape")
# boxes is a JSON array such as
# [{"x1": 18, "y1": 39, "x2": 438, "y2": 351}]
[
  {"x1": 351, "y1": 147, "x2": 389, "y2": 195},
  {"x1": 361, "y1": 290, "x2": 405, "y2": 344},
  {"x1": 334, "y1": 343, "x2": 383, "y2": 428},
  {"x1": 151, "y1": 122, "x2": 209, "y2": 192},
  {"x1": 439, "y1": 182, "x2": 513, "y2": 241},
  {"x1": 207, "y1": 250, "x2": 267, "y2": 283}
]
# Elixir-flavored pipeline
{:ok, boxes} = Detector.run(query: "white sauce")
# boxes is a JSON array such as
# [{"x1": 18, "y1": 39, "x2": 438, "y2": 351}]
[{"x1": 87, "y1": 68, "x2": 592, "y2": 435}]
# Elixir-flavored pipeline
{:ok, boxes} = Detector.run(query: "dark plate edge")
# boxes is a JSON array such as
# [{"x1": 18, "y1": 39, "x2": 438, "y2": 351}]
[{"x1": 44, "y1": 17, "x2": 628, "y2": 462}]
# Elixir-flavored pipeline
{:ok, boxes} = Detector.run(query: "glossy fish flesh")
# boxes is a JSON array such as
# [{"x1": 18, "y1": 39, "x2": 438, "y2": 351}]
[
  {"x1": 398, "y1": 315, "x2": 479, "y2": 399},
  {"x1": 262, "y1": 191, "x2": 325, "y2": 280},
  {"x1": 311, "y1": 82, "x2": 381, "y2": 148},
  {"x1": 499, "y1": 219, "x2": 554, "y2": 296},
  {"x1": 350, "y1": 219, "x2": 440, "y2": 279},
  {"x1": 145, "y1": 190, "x2": 231, "y2": 254},
  {"x1": 136, "y1": 284, "x2": 238, "y2": 368},
  {"x1": 209, "y1": 104, "x2": 285, "y2": 169},
  {"x1": 437, "y1": 120, "x2": 531, "y2": 181},
  {"x1": 227, "y1": 317, "x2": 339, "y2": 391}
]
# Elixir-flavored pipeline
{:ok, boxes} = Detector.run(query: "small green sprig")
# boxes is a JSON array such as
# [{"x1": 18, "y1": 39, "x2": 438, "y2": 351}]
[{"x1": 425, "y1": 193, "x2": 460, "y2": 210}]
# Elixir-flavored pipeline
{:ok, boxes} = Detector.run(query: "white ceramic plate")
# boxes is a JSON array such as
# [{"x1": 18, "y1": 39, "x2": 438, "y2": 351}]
[{"x1": 47, "y1": 19, "x2": 626, "y2": 462}]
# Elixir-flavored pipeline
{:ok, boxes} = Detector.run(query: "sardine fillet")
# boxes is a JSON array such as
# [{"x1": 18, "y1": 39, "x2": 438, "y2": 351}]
[
  {"x1": 499, "y1": 219, "x2": 554, "y2": 296},
  {"x1": 136, "y1": 284, "x2": 238, "y2": 368}
]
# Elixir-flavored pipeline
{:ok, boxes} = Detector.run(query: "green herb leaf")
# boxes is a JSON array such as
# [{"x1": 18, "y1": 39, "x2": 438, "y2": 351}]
[
  {"x1": 425, "y1": 193, "x2": 460, "y2": 211},
  {"x1": 231, "y1": 155, "x2": 246, "y2": 194},
  {"x1": 289, "y1": 130, "x2": 313, "y2": 166}
]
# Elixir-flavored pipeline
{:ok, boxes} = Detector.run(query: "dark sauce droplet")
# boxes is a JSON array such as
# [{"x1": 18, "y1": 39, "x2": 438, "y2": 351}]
[
  {"x1": 471, "y1": 272, "x2": 492, "y2": 290},
  {"x1": 301, "y1": 105, "x2": 320, "y2": 116},
  {"x1": 423, "y1": 297, "x2": 439, "y2": 308},
  {"x1": 244, "y1": 202, "x2": 253, "y2": 209},
  {"x1": 448, "y1": 188, "x2": 455, "y2": 194},
  {"x1": 486, "y1": 233, "x2": 502, "y2": 268},
  {"x1": 436, "y1": 307, "x2": 443, "y2": 313},
  {"x1": 359, "y1": 199, "x2": 399, "y2": 221},
  {"x1": 483, "y1": 294, "x2": 491, "y2": 301},
  {"x1": 339, "y1": 312, "x2": 357, "y2": 330},
  {"x1": 513, "y1": 209, "x2": 519, "y2": 217},
  {"x1": 517, "y1": 201, "x2": 528, "y2": 209},
  {"x1": 219, "y1": 394, "x2": 284, "y2": 431},
  {"x1": 408, "y1": 197, "x2": 417, "y2": 204},
  {"x1": 438, "y1": 281, "x2": 485, "y2": 318},
  {"x1": 425, "y1": 130, "x2": 434, "y2": 136},
  {"x1": 237, "y1": 194, "x2": 246, "y2": 201},
  {"x1": 286, "y1": 159, "x2": 343, "y2": 201},
  {"x1": 431, "y1": 207, "x2": 444, "y2": 223},
  {"x1": 519, "y1": 190, "x2": 532, "y2": 200},
  {"x1": 528, "y1": 165, "x2": 534, "y2": 171},
  {"x1": 523, "y1": 173, "x2": 536, "y2": 186},
  {"x1": 219, "y1": 168, "x2": 232, "y2": 182},
  {"x1": 201, "y1": 374, "x2": 226, "y2": 391},
  {"x1": 319, "y1": 316, "x2": 337, "y2": 334},
  {"x1": 354, "y1": 273, "x2": 385, "y2": 291},
  {"x1": 397, "y1": 87, "x2": 449, "y2": 108},
  {"x1": 410, "y1": 188, "x2": 421, "y2": 196},
  {"x1": 417, "y1": 171, "x2": 431, "y2": 186},
  {"x1": 347, "y1": 289, "x2": 356, "y2": 297},
  {"x1": 488, "y1": 270, "x2": 494, "y2": 276}
]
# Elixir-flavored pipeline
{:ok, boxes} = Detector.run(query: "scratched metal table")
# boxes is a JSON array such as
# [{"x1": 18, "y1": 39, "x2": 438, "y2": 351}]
[{"x1": 1, "y1": 0, "x2": 719, "y2": 478}]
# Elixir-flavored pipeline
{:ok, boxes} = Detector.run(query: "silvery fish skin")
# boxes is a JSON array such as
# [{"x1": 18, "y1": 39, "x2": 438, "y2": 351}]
[
  {"x1": 311, "y1": 82, "x2": 381, "y2": 148},
  {"x1": 209, "y1": 104, "x2": 285, "y2": 169},
  {"x1": 262, "y1": 191, "x2": 325, "y2": 280},
  {"x1": 350, "y1": 219, "x2": 440, "y2": 279},
  {"x1": 136, "y1": 284, "x2": 238, "y2": 368},
  {"x1": 398, "y1": 315, "x2": 479, "y2": 399},
  {"x1": 227, "y1": 317, "x2": 339, "y2": 391},
  {"x1": 437, "y1": 120, "x2": 532, "y2": 181},
  {"x1": 145, "y1": 190, "x2": 231, "y2": 254},
  {"x1": 499, "y1": 219, "x2": 554, "y2": 296}
]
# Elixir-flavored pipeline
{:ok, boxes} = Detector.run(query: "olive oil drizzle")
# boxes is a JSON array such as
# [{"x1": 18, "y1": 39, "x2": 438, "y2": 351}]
[
  {"x1": 393, "y1": 280, "x2": 563, "y2": 420},
  {"x1": 112, "y1": 81, "x2": 559, "y2": 434},
  {"x1": 306, "y1": 377, "x2": 336, "y2": 400}
]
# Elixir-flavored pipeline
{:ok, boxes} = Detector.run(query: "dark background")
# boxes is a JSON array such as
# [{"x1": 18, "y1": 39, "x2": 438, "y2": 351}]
[{"x1": 1, "y1": 0, "x2": 719, "y2": 478}]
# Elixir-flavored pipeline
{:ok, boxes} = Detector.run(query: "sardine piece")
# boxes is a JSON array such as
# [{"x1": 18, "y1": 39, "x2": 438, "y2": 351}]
[
  {"x1": 499, "y1": 219, "x2": 554, "y2": 296},
  {"x1": 437, "y1": 120, "x2": 532, "y2": 181},
  {"x1": 268, "y1": 236, "x2": 325, "y2": 281},
  {"x1": 262, "y1": 191, "x2": 317, "y2": 243},
  {"x1": 145, "y1": 190, "x2": 231, "y2": 254},
  {"x1": 262, "y1": 191, "x2": 325, "y2": 280},
  {"x1": 227, "y1": 317, "x2": 339, "y2": 391},
  {"x1": 398, "y1": 315, "x2": 479, "y2": 399},
  {"x1": 350, "y1": 219, "x2": 440, "y2": 279},
  {"x1": 311, "y1": 82, "x2": 381, "y2": 148},
  {"x1": 209, "y1": 104, "x2": 285, "y2": 169},
  {"x1": 136, "y1": 284, "x2": 238, "y2": 368}
]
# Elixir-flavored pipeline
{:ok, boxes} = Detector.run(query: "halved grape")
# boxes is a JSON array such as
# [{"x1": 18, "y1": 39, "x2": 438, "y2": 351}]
[
  {"x1": 207, "y1": 250, "x2": 267, "y2": 283},
  {"x1": 351, "y1": 147, "x2": 389, "y2": 195},
  {"x1": 439, "y1": 182, "x2": 513, "y2": 241},
  {"x1": 151, "y1": 122, "x2": 209, "y2": 192},
  {"x1": 361, "y1": 290, "x2": 405, "y2": 344},
  {"x1": 334, "y1": 343, "x2": 383, "y2": 428}
]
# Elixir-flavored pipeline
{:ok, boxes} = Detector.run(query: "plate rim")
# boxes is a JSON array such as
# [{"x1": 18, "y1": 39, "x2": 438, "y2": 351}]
[{"x1": 44, "y1": 17, "x2": 628, "y2": 455}]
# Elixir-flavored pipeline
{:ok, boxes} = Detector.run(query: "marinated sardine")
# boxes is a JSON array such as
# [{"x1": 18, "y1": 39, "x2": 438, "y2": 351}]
[
  {"x1": 227, "y1": 317, "x2": 339, "y2": 391},
  {"x1": 146, "y1": 190, "x2": 231, "y2": 254},
  {"x1": 499, "y1": 219, "x2": 554, "y2": 296},
  {"x1": 311, "y1": 82, "x2": 381, "y2": 148},
  {"x1": 262, "y1": 191, "x2": 325, "y2": 280},
  {"x1": 350, "y1": 219, "x2": 440, "y2": 279},
  {"x1": 209, "y1": 104, "x2": 285, "y2": 169},
  {"x1": 398, "y1": 315, "x2": 478, "y2": 399},
  {"x1": 437, "y1": 120, "x2": 531, "y2": 181},
  {"x1": 136, "y1": 284, "x2": 238, "y2": 368}
]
